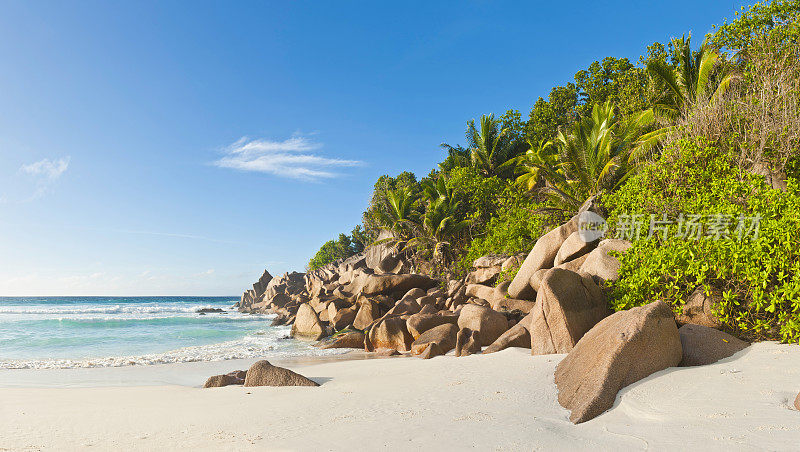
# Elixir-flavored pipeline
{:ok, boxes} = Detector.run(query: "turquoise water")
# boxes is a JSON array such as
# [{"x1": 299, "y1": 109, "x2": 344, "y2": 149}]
[{"x1": 0, "y1": 297, "x2": 340, "y2": 369}]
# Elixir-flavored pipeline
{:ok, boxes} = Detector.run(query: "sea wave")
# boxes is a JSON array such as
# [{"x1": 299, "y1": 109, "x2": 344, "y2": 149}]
[
  {"x1": 0, "y1": 304, "x2": 234, "y2": 315},
  {"x1": 0, "y1": 326, "x2": 346, "y2": 370}
]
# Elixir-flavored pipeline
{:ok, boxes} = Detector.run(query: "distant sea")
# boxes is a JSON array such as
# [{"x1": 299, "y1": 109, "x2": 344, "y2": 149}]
[{"x1": 0, "y1": 296, "x2": 341, "y2": 369}]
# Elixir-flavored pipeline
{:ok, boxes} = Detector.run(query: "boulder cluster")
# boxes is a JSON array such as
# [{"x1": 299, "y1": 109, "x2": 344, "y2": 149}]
[{"x1": 230, "y1": 202, "x2": 752, "y2": 423}]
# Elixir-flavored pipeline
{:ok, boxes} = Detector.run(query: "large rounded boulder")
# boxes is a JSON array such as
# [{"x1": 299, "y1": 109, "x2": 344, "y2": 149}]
[
  {"x1": 530, "y1": 268, "x2": 608, "y2": 355},
  {"x1": 457, "y1": 304, "x2": 509, "y2": 346},
  {"x1": 291, "y1": 303, "x2": 325, "y2": 340},
  {"x1": 411, "y1": 323, "x2": 458, "y2": 357},
  {"x1": 555, "y1": 301, "x2": 682, "y2": 423},
  {"x1": 366, "y1": 316, "x2": 414, "y2": 352}
]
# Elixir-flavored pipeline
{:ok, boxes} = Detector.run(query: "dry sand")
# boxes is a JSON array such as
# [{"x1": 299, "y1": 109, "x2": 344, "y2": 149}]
[{"x1": 2, "y1": 342, "x2": 800, "y2": 451}]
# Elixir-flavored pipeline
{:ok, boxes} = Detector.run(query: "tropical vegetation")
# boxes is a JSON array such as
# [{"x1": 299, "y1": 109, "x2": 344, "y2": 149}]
[{"x1": 307, "y1": 1, "x2": 800, "y2": 342}]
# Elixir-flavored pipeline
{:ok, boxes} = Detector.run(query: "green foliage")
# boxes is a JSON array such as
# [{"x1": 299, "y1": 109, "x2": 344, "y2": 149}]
[
  {"x1": 538, "y1": 101, "x2": 654, "y2": 211},
  {"x1": 574, "y1": 57, "x2": 653, "y2": 117},
  {"x1": 711, "y1": 0, "x2": 800, "y2": 51},
  {"x1": 362, "y1": 172, "x2": 422, "y2": 239},
  {"x1": 526, "y1": 84, "x2": 579, "y2": 146},
  {"x1": 446, "y1": 166, "x2": 507, "y2": 236},
  {"x1": 308, "y1": 230, "x2": 364, "y2": 271},
  {"x1": 646, "y1": 34, "x2": 737, "y2": 120},
  {"x1": 606, "y1": 139, "x2": 800, "y2": 343},
  {"x1": 460, "y1": 187, "x2": 547, "y2": 272}
]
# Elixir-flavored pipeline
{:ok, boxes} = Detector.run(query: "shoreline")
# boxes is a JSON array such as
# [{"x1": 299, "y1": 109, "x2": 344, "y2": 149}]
[
  {"x1": 2, "y1": 343, "x2": 800, "y2": 450},
  {"x1": 0, "y1": 348, "x2": 376, "y2": 388}
]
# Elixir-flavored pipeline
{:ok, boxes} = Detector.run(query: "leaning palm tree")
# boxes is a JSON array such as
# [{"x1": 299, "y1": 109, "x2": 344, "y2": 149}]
[
  {"x1": 646, "y1": 34, "x2": 737, "y2": 120},
  {"x1": 513, "y1": 139, "x2": 559, "y2": 192},
  {"x1": 372, "y1": 187, "x2": 419, "y2": 240}
]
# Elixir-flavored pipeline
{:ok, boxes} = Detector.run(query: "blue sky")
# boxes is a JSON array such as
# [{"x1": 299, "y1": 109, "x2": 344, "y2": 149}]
[{"x1": 0, "y1": 0, "x2": 744, "y2": 295}]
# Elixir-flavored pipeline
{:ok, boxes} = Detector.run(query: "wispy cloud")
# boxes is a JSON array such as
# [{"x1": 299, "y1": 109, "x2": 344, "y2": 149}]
[
  {"x1": 21, "y1": 157, "x2": 70, "y2": 180},
  {"x1": 214, "y1": 134, "x2": 362, "y2": 181},
  {"x1": 17, "y1": 156, "x2": 71, "y2": 200}
]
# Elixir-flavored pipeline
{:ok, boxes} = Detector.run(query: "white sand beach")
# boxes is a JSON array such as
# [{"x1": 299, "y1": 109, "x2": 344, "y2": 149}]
[{"x1": 2, "y1": 342, "x2": 800, "y2": 451}]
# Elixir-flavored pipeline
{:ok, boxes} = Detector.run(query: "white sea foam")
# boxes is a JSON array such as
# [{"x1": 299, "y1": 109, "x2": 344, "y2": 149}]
[
  {"x1": 0, "y1": 304, "x2": 231, "y2": 315},
  {"x1": 0, "y1": 326, "x2": 347, "y2": 370}
]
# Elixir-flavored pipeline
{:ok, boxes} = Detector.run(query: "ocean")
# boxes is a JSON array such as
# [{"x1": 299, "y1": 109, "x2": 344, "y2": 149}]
[{"x1": 0, "y1": 296, "x2": 342, "y2": 369}]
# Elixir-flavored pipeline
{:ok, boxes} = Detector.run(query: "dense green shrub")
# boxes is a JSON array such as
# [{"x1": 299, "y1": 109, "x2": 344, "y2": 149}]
[
  {"x1": 606, "y1": 139, "x2": 800, "y2": 343},
  {"x1": 459, "y1": 186, "x2": 547, "y2": 273},
  {"x1": 307, "y1": 230, "x2": 365, "y2": 271}
]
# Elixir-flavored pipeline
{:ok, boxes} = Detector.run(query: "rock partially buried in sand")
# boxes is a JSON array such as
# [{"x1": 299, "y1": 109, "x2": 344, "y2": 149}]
[
  {"x1": 795, "y1": 392, "x2": 800, "y2": 411},
  {"x1": 678, "y1": 324, "x2": 749, "y2": 367},
  {"x1": 555, "y1": 301, "x2": 682, "y2": 423},
  {"x1": 417, "y1": 342, "x2": 445, "y2": 359},
  {"x1": 375, "y1": 348, "x2": 401, "y2": 357},
  {"x1": 243, "y1": 360, "x2": 319, "y2": 387},
  {"x1": 203, "y1": 370, "x2": 246, "y2": 388}
]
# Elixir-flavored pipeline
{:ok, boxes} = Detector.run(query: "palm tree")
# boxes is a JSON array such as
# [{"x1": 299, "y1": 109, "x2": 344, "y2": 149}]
[
  {"x1": 405, "y1": 197, "x2": 470, "y2": 265},
  {"x1": 372, "y1": 187, "x2": 419, "y2": 239},
  {"x1": 466, "y1": 114, "x2": 518, "y2": 177},
  {"x1": 541, "y1": 101, "x2": 653, "y2": 210},
  {"x1": 646, "y1": 34, "x2": 737, "y2": 119},
  {"x1": 513, "y1": 139, "x2": 558, "y2": 192},
  {"x1": 438, "y1": 143, "x2": 470, "y2": 173}
]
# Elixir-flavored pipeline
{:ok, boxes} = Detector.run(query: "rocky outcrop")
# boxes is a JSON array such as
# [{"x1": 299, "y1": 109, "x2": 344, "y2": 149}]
[
  {"x1": 457, "y1": 304, "x2": 509, "y2": 346},
  {"x1": 554, "y1": 231, "x2": 597, "y2": 267},
  {"x1": 530, "y1": 269, "x2": 608, "y2": 355},
  {"x1": 555, "y1": 301, "x2": 682, "y2": 423},
  {"x1": 243, "y1": 360, "x2": 319, "y2": 387},
  {"x1": 467, "y1": 255, "x2": 508, "y2": 285},
  {"x1": 455, "y1": 327, "x2": 481, "y2": 357},
  {"x1": 317, "y1": 330, "x2": 366, "y2": 349},
  {"x1": 291, "y1": 303, "x2": 325, "y2": 340},
  {"x1": 366, "y1": 317, "x2": 414, "y2": 352},
  {"x1": 353, "y1": 297, "x2": 381, "y2": 330},
  {"x1": 203, "y1": 370, "x2": 246, "y2": 388},
  {"x1": 252, "y1": 270, "x2": 273, "y2": 299},
  {"x1": 578, "y1": 239, "x2": 632, "y2": 284},
  {"x1": 411, "y1": 323, "x2": 458, "y2": 356},
  {"x1": 406, "y1": 312, "x2": 459, "y2": 339},
  {"x1": 508, "y1": 220, "x2": 578, "y2": 300},
  {"x1": 675, "y1": 288, "x2": 722, "y2": 328},
  {"x1": 365, "y1": 230, "x2": 409, "y2": 274},
  {"x1": 483, "y1": 314, "x2": 531, "y2": 354},
  {"x1": 678, "y1": 324, "x2": 749, "y2": 367}
]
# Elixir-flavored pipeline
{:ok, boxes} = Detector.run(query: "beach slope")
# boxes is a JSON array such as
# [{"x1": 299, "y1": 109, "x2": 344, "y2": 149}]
[{"x1": 2, "y1": 342, "x2": 800, "y2": 450}]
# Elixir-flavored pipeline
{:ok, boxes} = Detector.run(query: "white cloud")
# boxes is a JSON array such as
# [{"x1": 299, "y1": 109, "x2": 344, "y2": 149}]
[
  {"x1": 214, "y1": 134, "x2": 362, "y2": 181},
  {"x1": 17, "y1": 156, "x2": 71, "y2": 200},
  {"x1": 21, "y1": 157, "x2": 70, "y2": 180}
]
